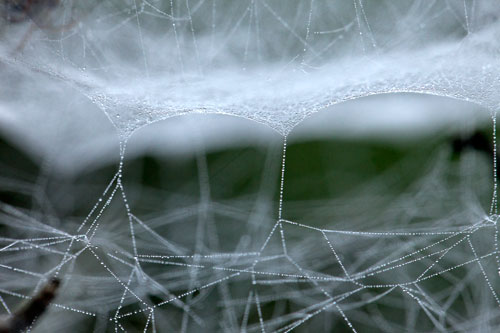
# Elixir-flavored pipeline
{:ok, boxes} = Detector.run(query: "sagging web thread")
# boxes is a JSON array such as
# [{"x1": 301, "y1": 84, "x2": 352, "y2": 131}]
[
  {"x1": 1, "y1": 0, "x2": 499, "y2": 331},
  {"x1": 1, "y1": 121, "x2": 500, "y2": 332}
]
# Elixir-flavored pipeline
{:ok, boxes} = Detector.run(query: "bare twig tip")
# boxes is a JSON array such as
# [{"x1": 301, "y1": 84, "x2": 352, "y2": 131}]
[{"x1": 0, "y1": 277, "x2": 61, "y2": 333}]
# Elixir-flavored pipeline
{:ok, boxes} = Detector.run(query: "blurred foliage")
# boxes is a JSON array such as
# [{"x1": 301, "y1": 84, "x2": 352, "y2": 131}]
[{"x1": 0, "y1": 115, "x2": 495, "y2": 331}]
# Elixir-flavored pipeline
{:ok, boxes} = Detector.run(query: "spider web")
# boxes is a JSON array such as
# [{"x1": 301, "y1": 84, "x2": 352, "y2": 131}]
[{"x1": 1, "y1": 0, "x2": 500, "y2": 332}]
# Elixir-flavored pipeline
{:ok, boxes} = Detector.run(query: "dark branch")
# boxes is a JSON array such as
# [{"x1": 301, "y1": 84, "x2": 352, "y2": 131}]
[{"x1": 0, "y1": 277, "x2": 60, "y2": 333}]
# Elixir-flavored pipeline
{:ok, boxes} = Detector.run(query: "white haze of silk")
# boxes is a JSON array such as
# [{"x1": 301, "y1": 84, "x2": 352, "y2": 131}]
[
  {"x1": 0, "y1": 1, "x2": 498, "y2": 147},
  {"x1": 0, "y1": 1, "x2": 500, "y2": 332}
]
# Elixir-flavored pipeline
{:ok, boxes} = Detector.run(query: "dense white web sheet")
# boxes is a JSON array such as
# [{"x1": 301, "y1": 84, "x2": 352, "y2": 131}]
[{"x1": 1, "y1": 0, "x2": 500, "y2": 331}]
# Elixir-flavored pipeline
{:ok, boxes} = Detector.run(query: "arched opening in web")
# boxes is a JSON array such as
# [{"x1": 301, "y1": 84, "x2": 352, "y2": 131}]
[
  {"x1": 1, "y1": 0, "x2": 500, "y2": 332},
  {"x1": 1, "y1": 93, "x2": 499, "y2": 331}
]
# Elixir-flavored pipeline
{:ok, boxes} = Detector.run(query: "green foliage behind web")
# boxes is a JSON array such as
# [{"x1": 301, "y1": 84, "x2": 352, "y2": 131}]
[{"x1": 0, "y1": 115, "x2": 496, "y2": 331}]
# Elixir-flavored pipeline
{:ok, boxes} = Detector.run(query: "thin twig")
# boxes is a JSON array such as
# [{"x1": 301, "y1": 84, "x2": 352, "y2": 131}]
[{"x1": 0, "y1": 277, "x2": 60, "y2": 333}]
